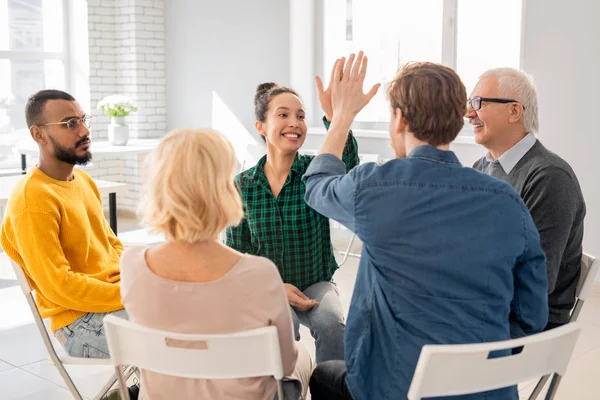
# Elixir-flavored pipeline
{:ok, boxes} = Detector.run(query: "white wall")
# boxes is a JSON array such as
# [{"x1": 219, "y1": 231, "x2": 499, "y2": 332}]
[
  {"x1": 85, "y1": 0, "x2": 167, "y2": 211},
  {"x1": 521, "y1": 0, "x2": 600, "y2": 275},
  {"x1": 88, "y1": 0, "x2": 166, "y2": 140},
  {"x1": 165, "y1": 0, "x2": 290, "y2": 139}
]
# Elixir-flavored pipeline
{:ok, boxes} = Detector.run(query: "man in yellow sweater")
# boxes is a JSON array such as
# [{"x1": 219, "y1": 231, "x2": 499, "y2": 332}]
[{"x1": 1, "y1": 89, "x2": 126, "y2": 359}]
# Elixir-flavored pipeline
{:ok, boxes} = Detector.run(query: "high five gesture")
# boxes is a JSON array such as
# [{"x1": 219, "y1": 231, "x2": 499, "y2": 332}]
[{"x1": 317, "y1": 51, "x2": 380, "y2": 158}]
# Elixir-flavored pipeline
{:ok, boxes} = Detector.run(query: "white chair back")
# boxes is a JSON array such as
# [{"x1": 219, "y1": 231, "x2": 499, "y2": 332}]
[
  {"x1": 576, "y1": 253, "x2": 597, "y2": 301},
  {"x1": 103, "y1": 315, "x2": 285, "y2": 399},
  {"x1": 10, "y1": 258, "x2": 34, "y2": 294},
  {"x1": 407, "y1": 323, "x2": 581, "y2": 400},
  {"x1": 118, "y1": 228, "x2": 165, "y2": 248},
  {"x1": 568, "y1": 252, "x2": 598, "y2": 323},
  {"x1": 527, "y1": 252, "x2": 597, "y2": 400}
]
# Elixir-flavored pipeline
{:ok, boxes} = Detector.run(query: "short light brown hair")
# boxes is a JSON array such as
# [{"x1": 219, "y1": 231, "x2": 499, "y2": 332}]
[
  {"x1": 387, "y1": 62, "x2": 467, "y2": 146},
  {"x1": 141, "y1": 128, "x2": 243, "y2": 243}
]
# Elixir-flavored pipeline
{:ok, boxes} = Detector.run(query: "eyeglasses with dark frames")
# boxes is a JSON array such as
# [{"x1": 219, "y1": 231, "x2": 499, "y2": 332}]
[
  {"x1": 38, "y1": 116, "x2": 92, "y2": 131},
  {"x1": 468, "y1": 96, "x2": 525, "y2": 112}
]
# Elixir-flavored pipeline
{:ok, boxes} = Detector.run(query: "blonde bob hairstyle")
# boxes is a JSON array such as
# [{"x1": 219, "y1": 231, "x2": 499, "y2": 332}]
[{"x1": 141, "y1": 128, "x2": 243, "y2": 243}]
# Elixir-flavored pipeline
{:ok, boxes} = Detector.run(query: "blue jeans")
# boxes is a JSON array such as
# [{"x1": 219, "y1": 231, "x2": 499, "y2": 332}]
[
  {"x1": 291, "y1": 281, "x2": 345, "y2": 363},
  {"x1": 54, "y1": 309, "x2": 129, "y2": 358}
]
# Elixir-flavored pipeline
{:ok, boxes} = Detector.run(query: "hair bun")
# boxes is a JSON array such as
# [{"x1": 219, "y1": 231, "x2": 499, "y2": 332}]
[{"x1": 256, "y1": 82, "x2": 279, "y2": 97}]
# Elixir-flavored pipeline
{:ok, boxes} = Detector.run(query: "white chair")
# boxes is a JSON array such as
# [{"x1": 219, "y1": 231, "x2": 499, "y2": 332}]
[
  {"x1": 118, "y1": 228, "x2": 165, "y2": 247},
  {"x1": 570, "y1": 253, "x2": 598, "y2": 322},
  {"x1": 528, "y1": 252, "x2": 598, "y2": 399},
  {"x1": 9, "y1": 259, "x2": 134, "y2": 400},
  {"x1": 336, "y1": 231, "x2": 358, "y2": 267},
  {"x1": 407, "y1": 323, "x2": 581, "y2": 400},
  {"x1": 103, "y1": 315, "x2": 286, "y2": 400}
]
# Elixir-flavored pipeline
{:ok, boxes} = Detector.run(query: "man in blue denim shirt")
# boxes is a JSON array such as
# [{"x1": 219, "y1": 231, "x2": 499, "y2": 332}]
[{"x1": 304, "y1": 54, "x2": 548, "y2": 400}]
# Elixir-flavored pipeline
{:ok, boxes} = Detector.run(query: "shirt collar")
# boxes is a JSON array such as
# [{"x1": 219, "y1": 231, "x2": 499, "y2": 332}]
[
  {"x1": 408, "y1": 145, "x2": 461, "y2": 165},
  {"x1": 484, "y1": 133, "x2": 537, "y2": 174},
  {"x1": 250, "y1": 154, "x2": 303, "y2": 181}
]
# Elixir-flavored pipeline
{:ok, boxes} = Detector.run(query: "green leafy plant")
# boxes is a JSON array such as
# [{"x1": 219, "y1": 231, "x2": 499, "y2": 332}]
[{"x1": 97, "y1": 95, "x2": 139, "y2": 117}]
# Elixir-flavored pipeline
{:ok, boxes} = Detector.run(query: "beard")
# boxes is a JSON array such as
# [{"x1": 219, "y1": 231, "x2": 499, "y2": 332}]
[{"x1": 48, "y1": 135, "x2": 93, "y2": 165}]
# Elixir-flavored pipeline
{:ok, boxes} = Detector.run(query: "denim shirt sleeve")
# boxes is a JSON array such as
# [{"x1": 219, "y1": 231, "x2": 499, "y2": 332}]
[
  {"x1": 510, "y1": 204, "x2": 549, "y2": 338},
  {"x1": 322, "y1": 116, "x2": 360, "y2": 172},
  {"x1": 302, "y1": 153, "x2": 357, "y2": 232}
]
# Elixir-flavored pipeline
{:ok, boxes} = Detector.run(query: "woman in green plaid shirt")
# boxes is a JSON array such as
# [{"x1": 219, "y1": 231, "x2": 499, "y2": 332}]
[{"x1": 226, "y1": 75, "x2": 360, "y2": 363}]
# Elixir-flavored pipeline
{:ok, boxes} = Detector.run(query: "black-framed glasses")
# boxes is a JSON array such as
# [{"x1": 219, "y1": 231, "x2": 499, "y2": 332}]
[
  {"x1": 39, "y1": 116, "x2": 92, "y2": 131},
  {"x1": 468, "y1": 96, "x2": 525, "y2": 112}
]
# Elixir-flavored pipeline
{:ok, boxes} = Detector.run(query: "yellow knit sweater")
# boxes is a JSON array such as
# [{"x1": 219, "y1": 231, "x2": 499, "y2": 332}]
[{"x1": 1, "y1": 167, "x2": 124, "y2": 331}]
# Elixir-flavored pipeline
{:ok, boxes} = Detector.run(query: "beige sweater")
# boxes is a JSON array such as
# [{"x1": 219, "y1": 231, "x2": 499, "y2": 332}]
[{"x1": 120, "y1": 246, "x2": 298, "y2": 400}]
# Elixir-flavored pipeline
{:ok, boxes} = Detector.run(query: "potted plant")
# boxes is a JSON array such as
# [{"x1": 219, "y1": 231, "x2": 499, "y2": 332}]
[{"x1": 97, "y1": 95, "x2": 139, "y2": 146}]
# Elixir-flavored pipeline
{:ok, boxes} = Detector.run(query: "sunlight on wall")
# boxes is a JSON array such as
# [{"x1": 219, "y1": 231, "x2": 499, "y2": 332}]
[{"x1": 211, "y1": 91, "x2": 265, "y2": 171}]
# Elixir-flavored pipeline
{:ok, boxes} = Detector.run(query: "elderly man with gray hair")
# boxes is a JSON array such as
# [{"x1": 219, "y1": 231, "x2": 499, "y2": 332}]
[{"x1": 467, "y1": 68, "x2": 586, "y2": 331}]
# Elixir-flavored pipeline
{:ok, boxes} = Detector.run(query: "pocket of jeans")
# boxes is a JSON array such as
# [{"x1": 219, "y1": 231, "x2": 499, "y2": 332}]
[
  {"x1": 53, "y1": 329, "x2": 69, "y2": 347},
  {"x1": 83, "y1": 343, "x2": 109, "y2": 359},
  {"x1": 81, "y1": 312, "x2": 94, "y2": 324}
]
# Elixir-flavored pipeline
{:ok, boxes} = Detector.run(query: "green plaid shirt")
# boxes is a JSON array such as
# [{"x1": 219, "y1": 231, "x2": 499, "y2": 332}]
[{"x1": 226, "y1": 118, "x2": 359, "y2": 291}]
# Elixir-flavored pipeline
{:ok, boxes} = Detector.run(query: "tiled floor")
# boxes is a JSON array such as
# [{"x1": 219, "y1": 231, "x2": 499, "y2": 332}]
[{"x1": 0, "y1": 223, "x2": 598, "y2": 399}]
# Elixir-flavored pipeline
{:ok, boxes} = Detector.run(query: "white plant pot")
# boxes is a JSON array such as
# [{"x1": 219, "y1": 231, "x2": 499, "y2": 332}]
[{"x1": 108, "y1": 116, "x2": 129, "y2": 146}]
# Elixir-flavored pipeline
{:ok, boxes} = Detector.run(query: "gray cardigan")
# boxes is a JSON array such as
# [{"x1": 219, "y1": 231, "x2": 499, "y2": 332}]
[{"x1": 474, "y1": 140, "x2": 586, "y2": 324}]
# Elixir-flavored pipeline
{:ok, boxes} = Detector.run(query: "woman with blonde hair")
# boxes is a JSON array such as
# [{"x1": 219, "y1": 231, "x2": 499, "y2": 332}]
[{"x1": 119, "y1": 128, "x2": 311, "y2": 399}]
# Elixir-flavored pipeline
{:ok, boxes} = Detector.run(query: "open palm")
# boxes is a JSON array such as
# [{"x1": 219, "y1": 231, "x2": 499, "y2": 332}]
[
  {"x1": 330, "y1": 51, "x2": 380, "y2": 120},
  {"x1": 316, "y1": 61, "x2": 337, "y2": 121}
]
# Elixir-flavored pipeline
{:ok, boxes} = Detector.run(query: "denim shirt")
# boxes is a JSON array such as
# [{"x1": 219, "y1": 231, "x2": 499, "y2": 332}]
[{"x1": 303, "y1": 146, "x2": 548, "y2": 400}]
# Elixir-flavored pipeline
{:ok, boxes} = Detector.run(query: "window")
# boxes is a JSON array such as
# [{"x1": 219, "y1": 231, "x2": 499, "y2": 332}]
[
  {"x1": 0, "y1": 0, "x2": 88, "y2": 171},
  {"x1": 456, "y1": 0, "x2": 523, "y2": 93},
  {"x1": 322, "y1": 0, "x2": 523, "y2": 127}
]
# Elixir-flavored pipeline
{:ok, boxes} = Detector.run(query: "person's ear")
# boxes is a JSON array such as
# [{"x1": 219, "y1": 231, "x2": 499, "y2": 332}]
[
  {"x1": 394, "y1": 107, "x2": 406, "y2": 134},
  {"x1": 255, "y1": 120, "x2": 268, "y2": 139},
  {"x1": 508, "y1": 103, "x2": 524, "y2": 124},
  {"x1": 30, "y1": 125, "x2": 46, "y2": 145}
]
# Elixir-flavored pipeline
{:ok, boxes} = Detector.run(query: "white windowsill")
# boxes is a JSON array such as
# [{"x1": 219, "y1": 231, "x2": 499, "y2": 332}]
[
  {"x1": 308, "y1": 126, "x2": 477, "y2": 145},
  {"x1": 15, "y1": 138, "x2": 161, "y2": 157}
]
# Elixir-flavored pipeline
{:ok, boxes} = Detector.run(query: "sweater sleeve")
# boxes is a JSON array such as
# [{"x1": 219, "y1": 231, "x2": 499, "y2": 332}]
[
  {"x1": 105, "y1": 217, "x2": 124, "y2": 256},
  {"x1": 10, "y1": 209, "x2": 122, "y2": 311},
  {"x1": 322, "y1": 116, "x2": 360, "y2": 172}
]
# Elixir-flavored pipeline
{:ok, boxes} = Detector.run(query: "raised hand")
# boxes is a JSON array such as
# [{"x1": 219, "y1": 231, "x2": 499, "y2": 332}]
[
  {"x1": 315, "y1": 59, "x2": 339, "y2": 122},
  {"x1": 330, "y1": 51, "x2": 381, "y2": 121}
]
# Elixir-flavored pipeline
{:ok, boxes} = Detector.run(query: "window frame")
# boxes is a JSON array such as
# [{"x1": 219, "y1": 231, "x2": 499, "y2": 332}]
[
  {"x1": 304, "y1": 0, "x2": 528, "y2": 136},
  {"x1": 0, "y1": 0, "x2": 74, "y2": 93},
  {"x1": 0, "y1": 0, "x2": 76, "y2": 172}
]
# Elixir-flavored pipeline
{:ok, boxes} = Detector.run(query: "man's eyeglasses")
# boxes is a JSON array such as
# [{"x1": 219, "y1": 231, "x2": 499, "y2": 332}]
[
  {"x1": 468, "y1": 96, "x2": 525, "y2": 112},
  {"x1": 39, "y1": 116, "x2": 92, "y2": 131}
]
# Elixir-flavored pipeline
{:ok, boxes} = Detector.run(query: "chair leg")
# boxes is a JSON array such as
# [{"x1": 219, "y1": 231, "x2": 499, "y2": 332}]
[
  {"x1": 528, "y1": 374, "x2": 551, "y2": 400},
  {"x1": 53, "y1": 359, "x2": 85, "y2": 400},
  {"x1": 25, "y1": 295, "x2": 84, "y2": 399},
  {"x1": 116, "y1": 365, "x2": 131, "y2": 400},
  {"x1": 91, "y1": 365, "x2": 137, "y2": 400},
  {"x1": 129, "y1": 365, "x2": 140, "y2": 379},
  {"x1": 337, "y1": 233, "x2": 357, "y2": 266},
  {"x1": 544, "y1": 374, "x2": 562, "y2": 400},
  {"x1": 92, "y1": 372, "x2": 118, "y2": 400},
  {"x1": 569, "y1": 300, "x2": 584, "y2": 322},
  {"x1": 276, "y1": 379, "x2": 284, "y2": 400}
]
